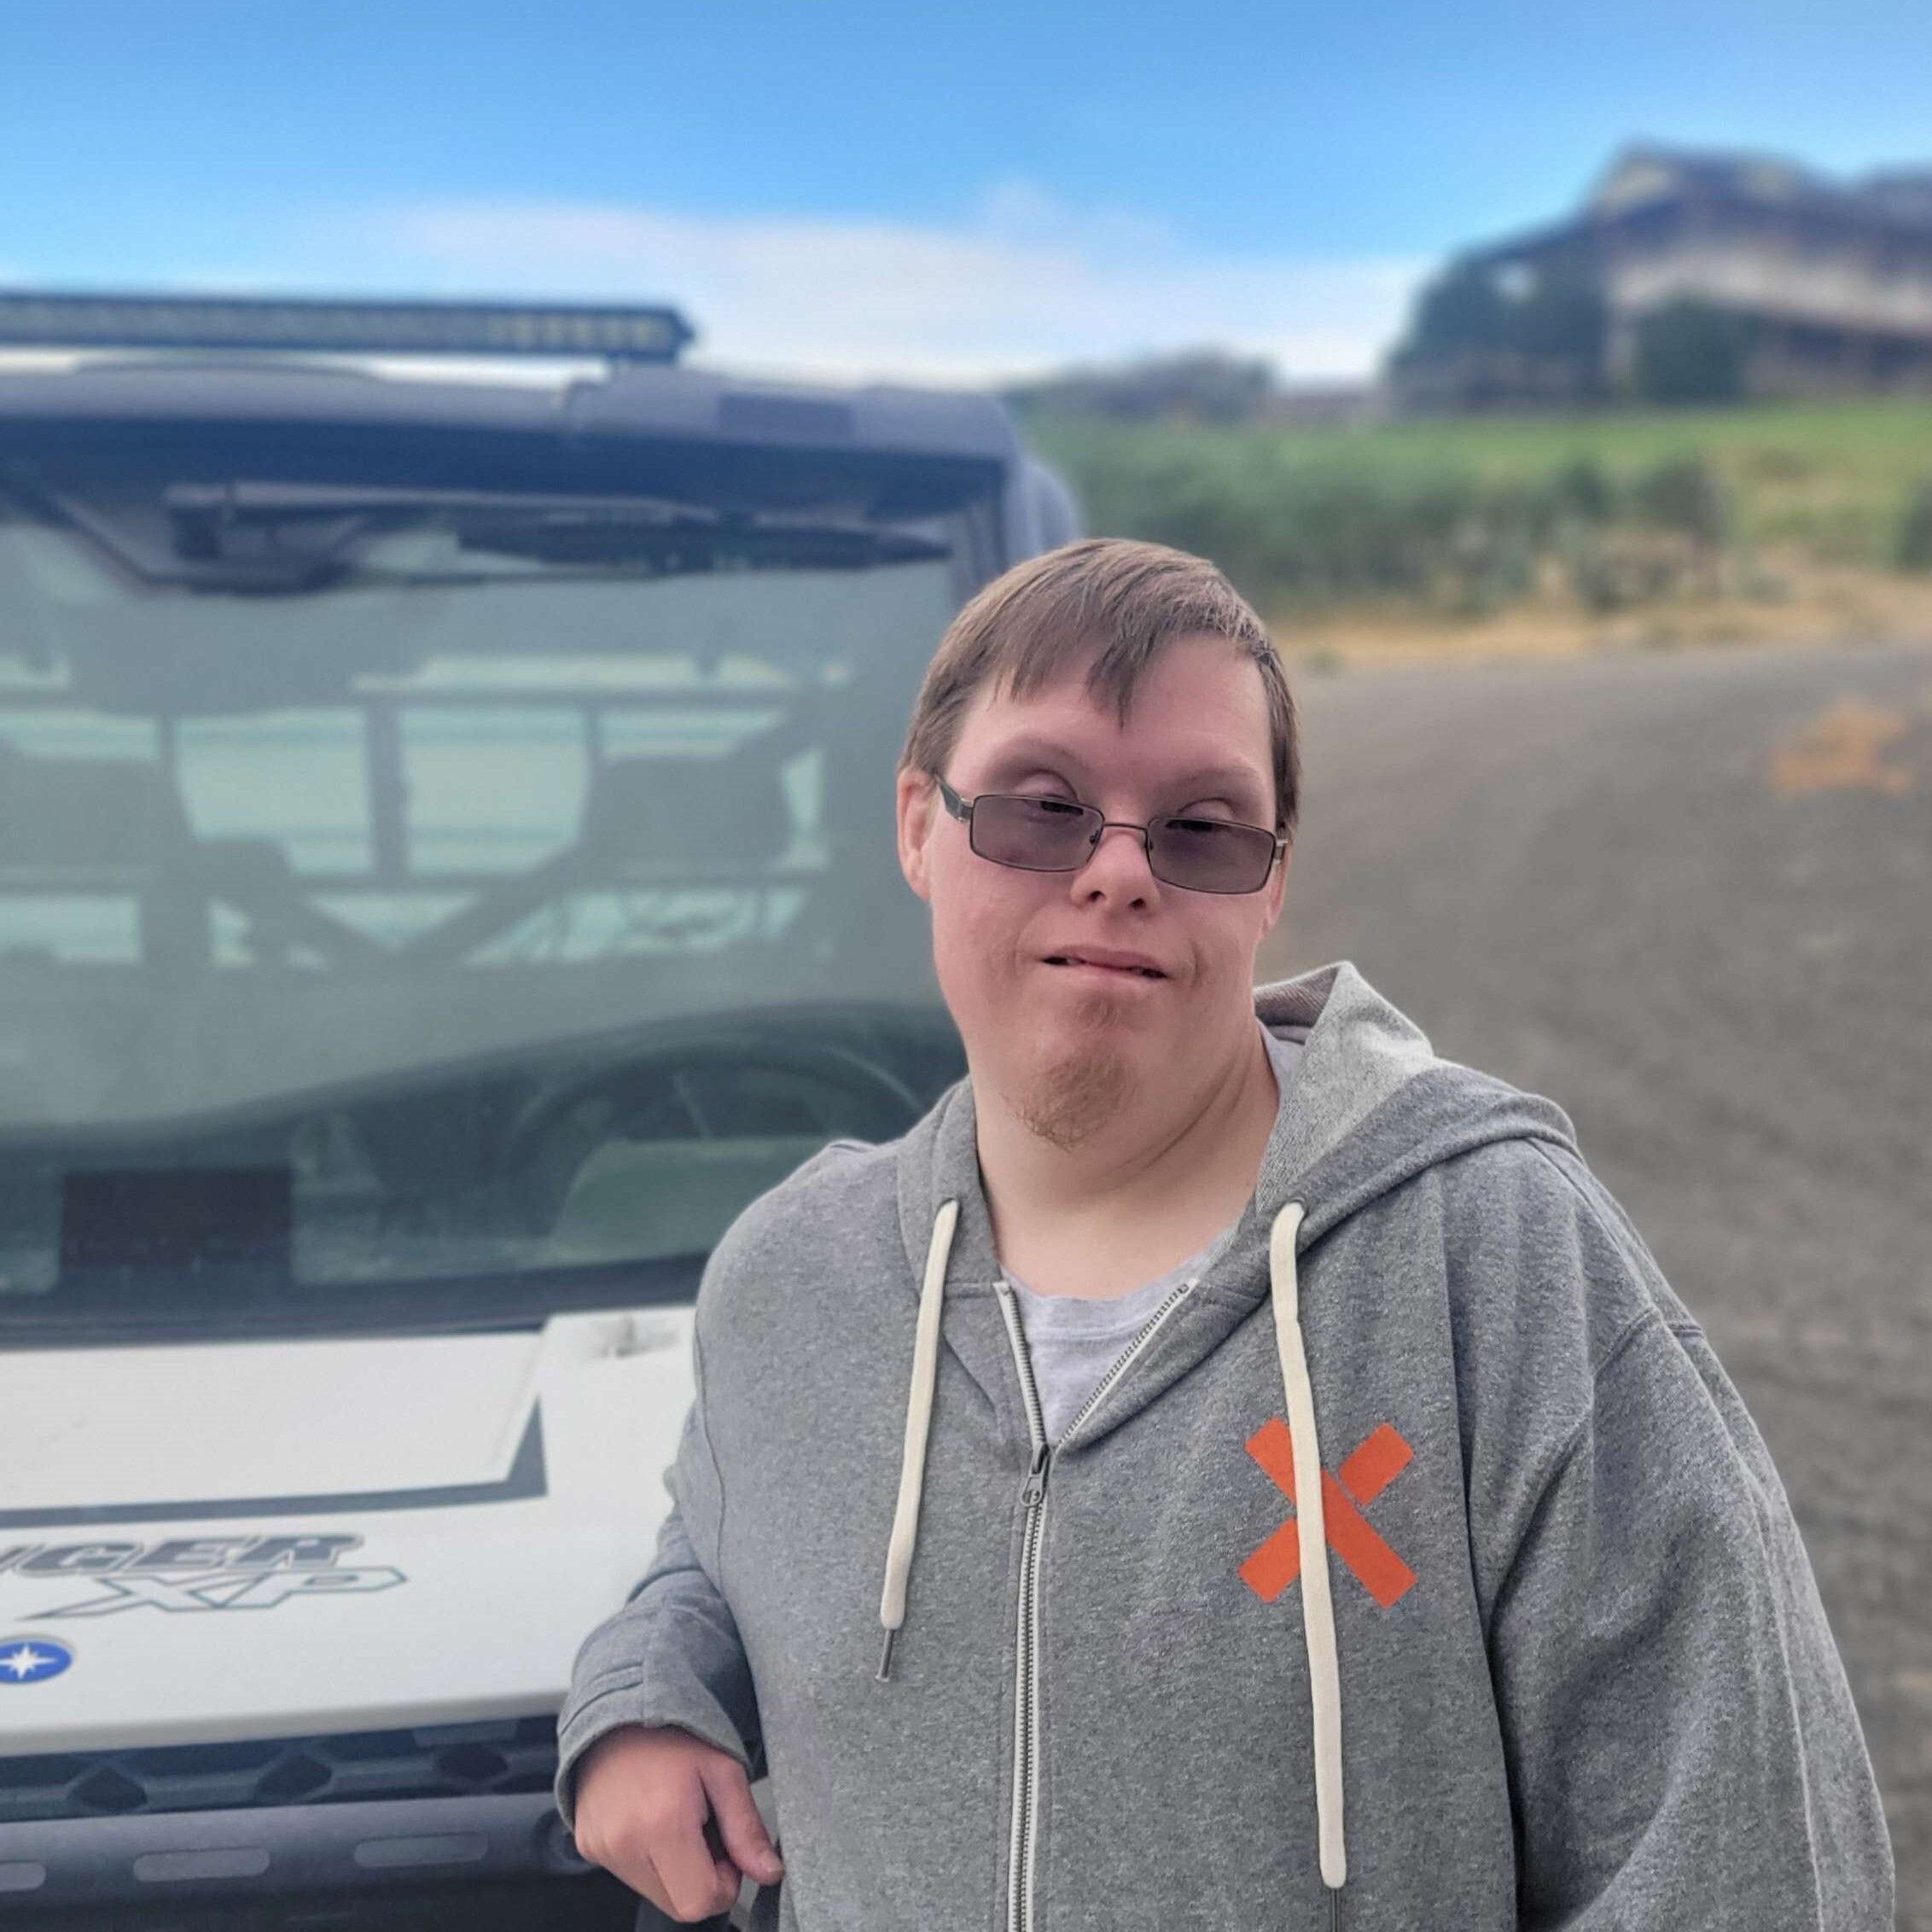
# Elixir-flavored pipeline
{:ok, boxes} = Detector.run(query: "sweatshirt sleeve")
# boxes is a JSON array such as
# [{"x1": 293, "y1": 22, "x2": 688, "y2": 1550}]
[
  {"x1": 551, "y1": 1312, "x2": 761, "y2": 1836},
  {"x1": 1487, "y1": 1306, "x2": 1895, "y2": 1929}
]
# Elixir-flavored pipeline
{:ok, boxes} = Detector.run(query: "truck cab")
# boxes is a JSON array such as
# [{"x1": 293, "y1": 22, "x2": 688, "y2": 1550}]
[{"x1": 0, "y1": 290, "x2": 1077, "y2": 1929}]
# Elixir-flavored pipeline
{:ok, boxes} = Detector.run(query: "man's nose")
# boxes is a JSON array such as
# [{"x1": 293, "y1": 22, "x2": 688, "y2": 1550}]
[{"x1": 1073, "y1": 821, "x2": 1158, "y2": 893}]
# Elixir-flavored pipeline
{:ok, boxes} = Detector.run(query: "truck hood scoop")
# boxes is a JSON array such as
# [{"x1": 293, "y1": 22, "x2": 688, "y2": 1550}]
[{"x1": 1, "y1": 1331, "x2": 544, "y2": 1528}]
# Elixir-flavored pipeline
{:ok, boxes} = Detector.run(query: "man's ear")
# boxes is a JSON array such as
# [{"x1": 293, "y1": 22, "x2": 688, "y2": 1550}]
[{"x1": 896, "y1": 767, "x2": 937, "y2": 903}]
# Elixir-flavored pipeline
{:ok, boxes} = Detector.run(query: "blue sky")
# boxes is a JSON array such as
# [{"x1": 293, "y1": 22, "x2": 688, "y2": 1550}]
[{"x1": 5, "y1": 1, "x2": 1931, "y2": 383}]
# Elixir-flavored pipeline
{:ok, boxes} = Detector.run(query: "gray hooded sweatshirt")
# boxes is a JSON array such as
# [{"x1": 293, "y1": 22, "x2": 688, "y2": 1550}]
[{"x1": 555, "y1": 960, "x2": 1895, "y2": 1930}]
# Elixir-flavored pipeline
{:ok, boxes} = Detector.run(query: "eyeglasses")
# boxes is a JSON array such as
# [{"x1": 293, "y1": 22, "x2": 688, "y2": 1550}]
[{"x1": 931, "y1": 772, "x2": 1284, "y2": 895}]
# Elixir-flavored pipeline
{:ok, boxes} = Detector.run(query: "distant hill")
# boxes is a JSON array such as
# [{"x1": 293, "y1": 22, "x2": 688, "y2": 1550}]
[{"x1": 1004, "y1": 348, "x2": 1382, "y2": 428}]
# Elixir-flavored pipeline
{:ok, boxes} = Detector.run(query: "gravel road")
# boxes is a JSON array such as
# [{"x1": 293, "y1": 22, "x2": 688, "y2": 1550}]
[{"x1": 1262, "y1": 634, "x2": 1932, "y2": 1928}]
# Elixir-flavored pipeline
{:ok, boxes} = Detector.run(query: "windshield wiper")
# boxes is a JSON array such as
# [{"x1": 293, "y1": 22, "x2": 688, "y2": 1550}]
[
  {"x1": 166, "y1": 481, "x2": 951, "y2": 579},
  {"x1": 164, "y1": 480, "x2": 718, "y2": 555},
  {"x1": 9, "y1": 480, "x2": 951, "y2": 594},
  {"x1": 455, "y1": 509, "x2": 950, "y2": 571}
]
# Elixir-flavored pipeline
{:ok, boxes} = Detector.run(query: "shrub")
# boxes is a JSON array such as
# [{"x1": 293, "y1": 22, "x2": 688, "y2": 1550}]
[
  {"x1": 1631, "y1": 456, "x2": 1730, "y2": 546},
  {"x1": 1551, "y1": 457, "x2": 1615, "y2": 522},
  {"x1": 1894, "y1": 477, "x2": 1932, "y2": 570}
]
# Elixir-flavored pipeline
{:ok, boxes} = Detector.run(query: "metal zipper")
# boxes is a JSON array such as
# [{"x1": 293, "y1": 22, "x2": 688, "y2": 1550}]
[{"x1": 991, "y1": 1271, "x2": 1201, "y2": 1932}]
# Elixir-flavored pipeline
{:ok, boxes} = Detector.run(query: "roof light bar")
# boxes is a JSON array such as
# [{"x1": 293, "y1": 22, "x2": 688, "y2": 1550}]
[{"x1": 0, "y1": 289, "x2": 693, "y2": 362}]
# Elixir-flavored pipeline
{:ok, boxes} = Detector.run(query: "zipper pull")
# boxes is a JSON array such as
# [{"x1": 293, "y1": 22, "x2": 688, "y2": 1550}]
[{"x1": 1022, "y1": 1441, "x2": 1050, "y2": 1510}]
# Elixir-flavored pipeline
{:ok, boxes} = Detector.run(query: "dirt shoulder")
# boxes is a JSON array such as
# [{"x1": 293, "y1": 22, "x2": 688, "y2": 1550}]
[{"x1": 1273, "y1": 558, "x2": 1932, "y2": 674}]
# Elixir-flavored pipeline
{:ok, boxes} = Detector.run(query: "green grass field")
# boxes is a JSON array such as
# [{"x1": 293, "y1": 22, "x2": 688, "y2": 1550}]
[{"x1": 1017, "y1": 400, "x2": 1932, "y2": 609}]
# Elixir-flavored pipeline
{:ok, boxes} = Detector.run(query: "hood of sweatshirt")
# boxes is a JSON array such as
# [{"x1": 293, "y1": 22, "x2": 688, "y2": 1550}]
[{"x1": 875, "y1": 958, "x2": 1580, "y2": 1904}]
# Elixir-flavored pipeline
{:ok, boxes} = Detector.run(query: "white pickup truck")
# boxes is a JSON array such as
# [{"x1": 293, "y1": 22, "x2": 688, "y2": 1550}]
[{"x1": 0, "y1": 291, "x2": 1077, "y2": 1930}]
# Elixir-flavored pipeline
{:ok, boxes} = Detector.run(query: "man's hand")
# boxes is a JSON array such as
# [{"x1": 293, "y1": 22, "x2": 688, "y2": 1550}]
[{"x1": 571, "y1": 1725, "x2": 784, "y2": 1923}]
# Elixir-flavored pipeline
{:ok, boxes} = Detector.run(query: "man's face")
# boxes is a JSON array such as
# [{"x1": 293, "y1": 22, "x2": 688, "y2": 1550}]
[{"x1": 896, "y1": 633, "x2": 1289, "y2": 1150}]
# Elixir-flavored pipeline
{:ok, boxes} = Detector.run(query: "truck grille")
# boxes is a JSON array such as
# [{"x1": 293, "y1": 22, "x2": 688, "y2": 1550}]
[{"x1": 0, "y1": 1716, "x2": 559, "y2": 1824}]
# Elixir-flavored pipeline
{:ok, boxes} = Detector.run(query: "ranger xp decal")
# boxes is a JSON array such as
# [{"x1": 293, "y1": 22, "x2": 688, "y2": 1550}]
[{"x1": 0, "y1": 1534, "x2": 405, "y2": 1617}]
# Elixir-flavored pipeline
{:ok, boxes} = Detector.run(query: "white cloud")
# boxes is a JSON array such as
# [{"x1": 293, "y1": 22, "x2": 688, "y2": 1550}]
[{"x1": 262, "y1": 182, "x2": 1429, "y2": 388}]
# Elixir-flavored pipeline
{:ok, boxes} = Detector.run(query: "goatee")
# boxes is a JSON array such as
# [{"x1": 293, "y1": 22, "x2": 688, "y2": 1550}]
[{"x1": 1010, "y1": 998, "x2": 1137, "y2": 1152}]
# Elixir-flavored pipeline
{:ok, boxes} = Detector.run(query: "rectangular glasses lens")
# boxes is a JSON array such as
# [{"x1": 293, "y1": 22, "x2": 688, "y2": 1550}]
[
  {"x1": 1152, "y1": 818, "x2": 1272, "y2": 891},
  {"x1": 975, "y1": 794, "x2": 1094, "y2": 869}
]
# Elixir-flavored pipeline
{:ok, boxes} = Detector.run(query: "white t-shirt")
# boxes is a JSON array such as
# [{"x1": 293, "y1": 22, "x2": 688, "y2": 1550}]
[{"x1": 1000, "y1": 1023, "x2": 1306, "y2": 1445}]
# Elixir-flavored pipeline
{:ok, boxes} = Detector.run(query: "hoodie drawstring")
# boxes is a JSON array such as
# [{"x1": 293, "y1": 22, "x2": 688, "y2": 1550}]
[
  {"x1": 1270, "y1": 1199, "x2": 1347, "y2": 1895},
  {"x1": 876, "y1": 1195, "x2": 957, "y2": 1681},
  {"x1": 876, "y1": 1192, "x2": 1347, "y2": 1901}
]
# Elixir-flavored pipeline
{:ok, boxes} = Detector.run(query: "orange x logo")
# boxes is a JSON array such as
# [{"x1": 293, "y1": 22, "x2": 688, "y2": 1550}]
[{"x1": 1239, "y1": 1418, "x2": 1417, "y2": 1610}]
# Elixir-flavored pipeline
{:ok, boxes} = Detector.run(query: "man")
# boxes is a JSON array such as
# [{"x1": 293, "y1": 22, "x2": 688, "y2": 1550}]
[{"x1": 556, "y1": 538, "x2": 1894, "y2": 1929}]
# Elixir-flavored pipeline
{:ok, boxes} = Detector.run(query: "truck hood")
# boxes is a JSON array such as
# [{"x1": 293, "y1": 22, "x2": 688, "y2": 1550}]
[{"x1": 0, "y1": 1309, "x2": 693, "y2": 1755}]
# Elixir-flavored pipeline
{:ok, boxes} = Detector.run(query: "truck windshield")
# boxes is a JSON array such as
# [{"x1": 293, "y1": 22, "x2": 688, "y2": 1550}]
[{"x1": 0, "y1": 479, "x2": 980, "y2": 1330}]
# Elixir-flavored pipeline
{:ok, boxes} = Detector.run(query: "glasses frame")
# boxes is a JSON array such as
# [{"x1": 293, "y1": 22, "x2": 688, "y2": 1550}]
[{"x1": 930, "y1": 771, "x2": 1285, "y2": 896}]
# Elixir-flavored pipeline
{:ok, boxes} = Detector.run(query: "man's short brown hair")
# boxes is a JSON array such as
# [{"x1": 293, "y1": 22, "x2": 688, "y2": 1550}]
[{"x1": 898, "y1": 536, "x2": 1300, "y2": 838}]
